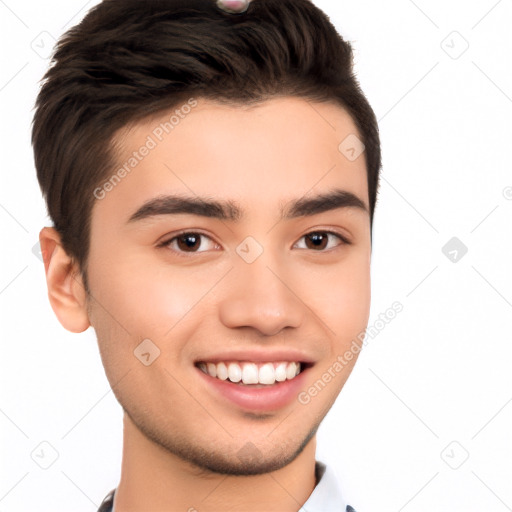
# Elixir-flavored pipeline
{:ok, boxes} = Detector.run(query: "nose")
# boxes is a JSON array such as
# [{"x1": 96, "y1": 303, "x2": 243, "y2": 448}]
[{"x1": 218, "y1": 256, "x2": 305, "y2": 336}]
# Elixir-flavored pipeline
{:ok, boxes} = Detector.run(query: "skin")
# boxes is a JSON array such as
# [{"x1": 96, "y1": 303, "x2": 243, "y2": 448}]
[
  {"x1": 40, "y1": 96, "x2": 371, "y2": 511},
  {"x1": 217, "y1": 0, "x2": 252, "y2": 14}
]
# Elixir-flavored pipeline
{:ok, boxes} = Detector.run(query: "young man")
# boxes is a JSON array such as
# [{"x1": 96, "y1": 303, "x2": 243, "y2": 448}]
[{"x1": 33, "y1": 0, "x2": 381, "y2": 510}]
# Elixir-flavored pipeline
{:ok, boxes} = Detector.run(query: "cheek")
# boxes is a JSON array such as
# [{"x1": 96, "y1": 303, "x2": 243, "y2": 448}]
[
  {"x1": 86, "y1": 248, "x2": 228, "y2": 355},
  {"x1": 86, "y1": 259, "x2": 208, "y2": 395},
  {"x1": 299, "y1": 251, "x2": 371, "y2": 345}
]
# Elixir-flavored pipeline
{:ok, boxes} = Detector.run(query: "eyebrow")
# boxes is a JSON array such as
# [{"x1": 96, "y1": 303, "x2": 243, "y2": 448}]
[{"x1": 126, "y1": 188, "x2": 368, "y2": 224}]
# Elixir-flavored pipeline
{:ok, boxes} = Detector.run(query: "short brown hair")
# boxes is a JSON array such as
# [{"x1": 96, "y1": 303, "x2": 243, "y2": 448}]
[{"x1": 32, "y1": 0, "x2": 381, "y2": 290}]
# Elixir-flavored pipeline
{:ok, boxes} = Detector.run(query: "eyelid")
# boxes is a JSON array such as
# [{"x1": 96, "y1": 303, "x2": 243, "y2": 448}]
[
  {"x1": 157, "y1": 229, "x2": 220, "y2": 256},
  {"x1": 157, "y1": 227, "x2": 351, "y2": 257},
  {"x1": 292, "y1": 230, "x2": 351, "y2": 250}
]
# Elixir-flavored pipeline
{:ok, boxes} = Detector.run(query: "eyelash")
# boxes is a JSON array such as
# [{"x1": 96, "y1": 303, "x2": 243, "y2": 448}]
[{"x1": 157, "y1": 229, "x2": 351, "y2": 257}]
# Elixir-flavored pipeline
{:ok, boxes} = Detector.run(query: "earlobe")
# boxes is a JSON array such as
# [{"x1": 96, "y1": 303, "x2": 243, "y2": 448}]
[{"x1": 39, "y1": 227, "x2": 91, "y2": 333}]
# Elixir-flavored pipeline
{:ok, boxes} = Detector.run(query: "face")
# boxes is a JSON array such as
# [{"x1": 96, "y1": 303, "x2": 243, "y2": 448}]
[{"x1": 85, "y1": 96, "x2": 371, "y2": 475}]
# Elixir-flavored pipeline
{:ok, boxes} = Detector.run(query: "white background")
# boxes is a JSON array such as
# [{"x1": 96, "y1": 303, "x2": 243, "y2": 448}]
[{"x1": 0, "y1": 0, "x2": 511, "y2": 511}]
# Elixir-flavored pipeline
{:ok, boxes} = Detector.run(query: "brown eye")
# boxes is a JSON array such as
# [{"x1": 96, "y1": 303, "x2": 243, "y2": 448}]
[
  {"x1": 160, "y1": 232, "x2": 219, "y2": 256},
  {"x1": 176, "y1": 233, "x2": 202, "y2": 252},
  {"x1": 305, "y1": 233, "x2": 328, "y2": 250},
  {"x1": 294, "y1": 231, "x2": 349, "y2": 251}
]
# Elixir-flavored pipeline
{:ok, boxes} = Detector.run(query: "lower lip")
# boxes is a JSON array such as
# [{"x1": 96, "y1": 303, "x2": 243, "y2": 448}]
[{"x1": 195, "y1": 365, "x2": 310, "y2": 413}]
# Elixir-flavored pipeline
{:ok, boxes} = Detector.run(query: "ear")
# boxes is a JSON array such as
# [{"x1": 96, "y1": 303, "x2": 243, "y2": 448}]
[{"x1": 39, "y1": 227, "x2": 90, "y2": 333}]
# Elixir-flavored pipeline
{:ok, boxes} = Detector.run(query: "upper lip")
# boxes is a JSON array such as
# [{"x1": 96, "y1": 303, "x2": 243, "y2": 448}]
[{"x1": 194, "y1": 349, "x2": 316, "y2": 365}]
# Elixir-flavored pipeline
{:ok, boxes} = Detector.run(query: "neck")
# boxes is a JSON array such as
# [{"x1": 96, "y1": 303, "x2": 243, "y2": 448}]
[{"x1": 113, "y1": 413, "x2": 318, "y2": 512}]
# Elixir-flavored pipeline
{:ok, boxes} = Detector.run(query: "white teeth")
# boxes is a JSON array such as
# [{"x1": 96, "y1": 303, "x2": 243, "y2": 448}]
[
  {"x1": 207, "y1": 363, "x2": 217, "y2": 378},
  {"x1": 286, "y1": 362, "x2": 298, "y2": 380},
  {"x1": 227, "y1": 362, "x2": 242, "y2": 383},
  {"x1": 242, "y1": 363, "x2": 259, "y2": 384},
  {"x1": 259, "y1": 363, "x2": 276, "y2": 385},
  {"x1": 198, "y1": 361, "x2": 303, "y2": 385},
  {"x1": 216, "y1": 362, "x2": 228, "y2": 381},
  {"x1": 275, "y1": 362, "x2": 287, "y2": 382}
]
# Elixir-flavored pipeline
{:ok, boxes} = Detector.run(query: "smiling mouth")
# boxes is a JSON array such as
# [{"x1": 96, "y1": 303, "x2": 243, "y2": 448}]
[{"x1": 195, "y1": 361, "x2": 311, "y2": 386}]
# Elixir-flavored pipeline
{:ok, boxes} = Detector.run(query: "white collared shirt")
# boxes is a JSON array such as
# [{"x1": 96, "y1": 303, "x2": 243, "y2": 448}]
[
  {"x1": 98, "y1": 460, "x2": 355, "y2": 512},
  {"x1": 300, "y1": 460, "x2": 353, "y2": 512}
]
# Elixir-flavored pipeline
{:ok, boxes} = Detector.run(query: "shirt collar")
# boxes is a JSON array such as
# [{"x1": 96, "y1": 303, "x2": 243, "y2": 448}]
[
  {"x1": 101, "y1": 460, "x2": 349, "y2": 512},
  {"x1": 299, "y1": 460, "x2": 349, "y2": 511}
]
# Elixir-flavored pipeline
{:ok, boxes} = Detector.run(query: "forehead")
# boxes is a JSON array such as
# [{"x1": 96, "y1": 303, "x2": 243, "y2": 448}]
[{"x1": 99, "y1": 96, "x2": 368, "y2": 221}]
